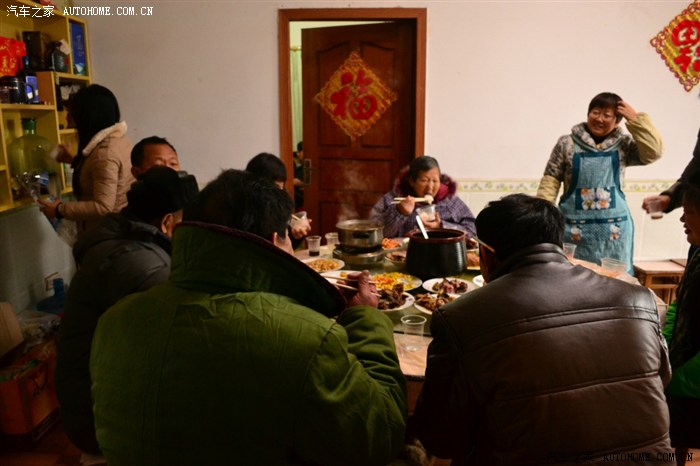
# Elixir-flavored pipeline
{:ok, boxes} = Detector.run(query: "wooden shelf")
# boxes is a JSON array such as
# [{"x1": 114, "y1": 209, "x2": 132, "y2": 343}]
[
  {"x1": 0, "y1": 104, "x2": 56, "y2": 112},
  {"x1": 0, "y1": 4, "x2": 90, "y2": 212}
]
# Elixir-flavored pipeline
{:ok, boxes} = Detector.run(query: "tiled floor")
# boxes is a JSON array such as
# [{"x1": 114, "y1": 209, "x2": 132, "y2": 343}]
[{"x1": 0, "y1": 422, "x2": 84, "y2": 466}]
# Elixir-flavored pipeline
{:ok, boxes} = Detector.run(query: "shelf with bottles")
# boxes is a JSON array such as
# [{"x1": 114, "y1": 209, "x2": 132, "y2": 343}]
[
  {"x1": 3, "y1": 0, "x2": 91, "y2": 81},
  {"x1": 0, "y1": 108, "x2": 63, "y2": 211}
]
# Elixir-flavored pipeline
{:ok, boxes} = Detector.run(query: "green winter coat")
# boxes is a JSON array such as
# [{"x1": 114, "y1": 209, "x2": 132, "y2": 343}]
[{"x1": 90, "y1": 223, "x2": 408, "y2": 466}]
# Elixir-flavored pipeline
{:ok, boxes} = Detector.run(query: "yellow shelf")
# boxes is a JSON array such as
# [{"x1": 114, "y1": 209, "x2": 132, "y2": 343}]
[
  {"x1": 55, "y1": 72, "x2": 90, "y2": 82},
  {"x1": 0, "y1": 104, "x2": 57, "y2": 112},
  {"x1": 0, "y1": 2, "x2": 89, "y2": 213}
]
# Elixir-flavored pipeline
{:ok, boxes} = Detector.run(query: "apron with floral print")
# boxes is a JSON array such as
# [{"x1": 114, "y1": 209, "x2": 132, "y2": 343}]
[{"x1": 558, "y1": 141, "x2": 634, "y2": 274}]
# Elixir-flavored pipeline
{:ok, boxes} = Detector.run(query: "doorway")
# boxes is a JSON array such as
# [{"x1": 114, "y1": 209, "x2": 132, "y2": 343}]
[{"x1": 278, "y1": 8, "x2": 427, "y2": 234}]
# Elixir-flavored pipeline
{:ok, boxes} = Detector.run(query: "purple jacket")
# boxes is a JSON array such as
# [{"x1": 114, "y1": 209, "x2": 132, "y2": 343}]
[{"x1": 370, "y1": 166, "x2": 476, "y2": 238}]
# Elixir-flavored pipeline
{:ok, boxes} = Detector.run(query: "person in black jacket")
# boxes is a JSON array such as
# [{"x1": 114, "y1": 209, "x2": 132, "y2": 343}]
[
  {"x1": 643, "y1": 125, "x2": 700, "y2": 260},
  {"x1": 54, "y1": 166, "x2": 198, "y2": 459},
  {"x1": 413, "y1": 194, "x2": 671, "y2": 465}
]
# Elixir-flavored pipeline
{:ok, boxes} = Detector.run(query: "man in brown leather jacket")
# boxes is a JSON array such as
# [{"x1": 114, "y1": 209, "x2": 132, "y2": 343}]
[{"x1": 414, "y1": 193, "x2": 672, "y2": 465}]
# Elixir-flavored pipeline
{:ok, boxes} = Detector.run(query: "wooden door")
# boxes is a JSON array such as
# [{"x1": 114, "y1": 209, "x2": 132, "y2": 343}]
[{"x1": 302, "y1": 21, "x2": 416, "y2": 236}]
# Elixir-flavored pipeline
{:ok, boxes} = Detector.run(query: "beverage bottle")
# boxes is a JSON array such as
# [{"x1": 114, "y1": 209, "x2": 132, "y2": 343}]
[
  {"x1": 8, "y1": 118, "x2": 56, "y2": 198},
  {"x1": 17, "y1": 55, "x2": 39, "y2": 103}
]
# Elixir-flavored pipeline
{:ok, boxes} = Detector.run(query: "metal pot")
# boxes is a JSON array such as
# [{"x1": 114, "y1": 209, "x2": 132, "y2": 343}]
[
  {"x1": 336, "y1": 219, "x2": 384, "y2": 249},
  {"x1": 405, "y1": 228, "x2": 467, "y2": 280}
]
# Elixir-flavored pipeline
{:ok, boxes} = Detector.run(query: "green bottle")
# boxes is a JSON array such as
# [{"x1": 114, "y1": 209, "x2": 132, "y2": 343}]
[{"x1": 8, "y1": 118, "x2": 55, "y2": 199}]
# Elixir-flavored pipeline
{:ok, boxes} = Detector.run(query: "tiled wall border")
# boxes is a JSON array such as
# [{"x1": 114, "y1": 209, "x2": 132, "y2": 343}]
[{"x1": 457, "y1": 179, "x2": 676, "y2": 194}]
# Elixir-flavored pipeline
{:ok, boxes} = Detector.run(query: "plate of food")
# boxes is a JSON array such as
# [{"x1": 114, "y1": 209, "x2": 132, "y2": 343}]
[
  {"x1": 382, "y1": 237, "x2": 409, "y2": 251},
  {"x1": 413, "y1": 292, "x2": 457, "y2": 315},
  {"x1": 302, "y1": 257, "x2": 345, "y2": 273},
  {"x1": 384, "y1": 250, "x2": 407, "y2": 267},
  {"x1": 472, "y1": 275, "x2": 484, "y2": 288},
  {"x1": 422, "y1": 277, "x2": 473, "y2": 297},
  {"x1": 377, "y1": 285, "x2": 416, "y2": 312},
  {"x1": 372, "y1": 272, "x2": 422, "y2": 292}
]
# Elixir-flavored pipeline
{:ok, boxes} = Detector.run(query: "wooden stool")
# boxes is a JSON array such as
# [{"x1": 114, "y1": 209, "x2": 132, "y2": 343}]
[{"x1": 633, "y1": 260, "x2": 686, "y2": 304}]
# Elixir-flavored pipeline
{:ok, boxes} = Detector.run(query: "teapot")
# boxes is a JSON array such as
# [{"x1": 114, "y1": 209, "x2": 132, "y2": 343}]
[{"x1": 0, "y1": 76, "x2": 36, "y2": 104}]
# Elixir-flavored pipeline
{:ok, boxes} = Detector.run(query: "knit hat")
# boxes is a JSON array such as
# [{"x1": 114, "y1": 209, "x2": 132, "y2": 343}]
[{"x1": 127, "y1": 166, "x2": 199, "y2": 222}]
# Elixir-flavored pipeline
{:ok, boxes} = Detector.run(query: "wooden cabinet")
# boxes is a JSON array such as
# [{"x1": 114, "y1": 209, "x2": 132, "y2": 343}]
[{"x1": 0, "y1": 0, "x2": 90, "y2": 213}]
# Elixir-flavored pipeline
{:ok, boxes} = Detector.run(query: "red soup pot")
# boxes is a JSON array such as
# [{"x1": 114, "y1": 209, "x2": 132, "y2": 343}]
[{"x1": 405, "y1": 228, "x2": 467, "y2": 280}]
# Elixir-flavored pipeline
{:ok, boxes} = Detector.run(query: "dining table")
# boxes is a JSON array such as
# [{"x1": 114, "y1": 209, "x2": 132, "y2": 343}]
[{"x1": 295, "y1": 245, "x2": 670, "y2": 413}]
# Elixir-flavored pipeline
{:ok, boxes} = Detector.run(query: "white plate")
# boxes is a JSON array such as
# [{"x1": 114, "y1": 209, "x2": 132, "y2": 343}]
[
  {"x1": 378, "y1": 292, "x2": 415, "y2": 312},
  {"x1": 422, "y1": 277, "x2": 473, "y2": 297},
  {"x1": 384, "y1": 250, "x2": 407, "y2": 268},
  {"x1": 413, "y1": 293, "x2": 456, "y2": 315},
  {"x1": 372, "y1": 272, "x2": 422, "y2": 292},
  {"x1": 382, "y1": 237, "x2": 409, "y2": 252},
  {"x1": 302, "y1": 257, "x2": 345, "y2": 273},
  {"x1": 472, "y1": 275, "x2": 484, "y2": 288}
]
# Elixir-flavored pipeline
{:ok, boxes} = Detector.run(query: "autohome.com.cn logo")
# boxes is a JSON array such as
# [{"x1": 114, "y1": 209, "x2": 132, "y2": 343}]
[{"x1": 7, "y1": 4, "x2": 55, "y2": 17}]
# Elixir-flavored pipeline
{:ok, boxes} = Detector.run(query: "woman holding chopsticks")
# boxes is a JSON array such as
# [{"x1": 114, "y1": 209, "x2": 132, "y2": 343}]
[{"x1": 370, "y1": 155, "x2": 476, "y2": 238}]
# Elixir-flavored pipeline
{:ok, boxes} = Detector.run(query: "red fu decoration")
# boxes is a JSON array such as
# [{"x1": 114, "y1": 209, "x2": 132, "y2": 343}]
[
  {"x1": 651, "y1": 0, "x2": 700, "y2": 92},
  {"x1": 314, "y1": 51, "x2": 398, "y2": 141}
]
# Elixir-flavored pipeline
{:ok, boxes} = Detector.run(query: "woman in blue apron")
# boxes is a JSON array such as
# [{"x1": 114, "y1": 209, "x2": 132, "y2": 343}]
[{"x1": 537, "y1": 92, "x2": 664, "y2": 274}]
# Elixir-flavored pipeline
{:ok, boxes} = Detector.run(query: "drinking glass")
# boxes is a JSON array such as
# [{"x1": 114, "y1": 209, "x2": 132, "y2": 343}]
[
  {"x1": 400, "y1": 315, "x2": 427, "y2": 352},
  {"x1": 307, "y1": 235, "x2": 322, "y2": 256}
]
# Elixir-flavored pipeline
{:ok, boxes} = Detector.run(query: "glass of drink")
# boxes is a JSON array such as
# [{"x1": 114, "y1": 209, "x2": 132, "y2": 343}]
[
  {"x1": 647, "y1": 200, "x2": 664, "y2": 220},
  {"x1": 306, "y1": 235, "x2": 322, "y2": 256},
  {"x1": 400, "y1": 315, "x2": 427, "y2": 352},
  {"x1": 417, "y1": 204, "x2": 436, "y2": 223},
  {"x1": 563, "y1": 243, "x2": 577, "y2": 261}
]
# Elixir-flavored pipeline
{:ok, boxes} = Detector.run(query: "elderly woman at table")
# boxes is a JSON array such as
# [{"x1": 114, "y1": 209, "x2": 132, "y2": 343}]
[
  {"x1": 370, "y1": 156, "x2": 476, "y2": 238},
  {"x1": 663, "y1": 172, "x2": 700, "y2": 454}
]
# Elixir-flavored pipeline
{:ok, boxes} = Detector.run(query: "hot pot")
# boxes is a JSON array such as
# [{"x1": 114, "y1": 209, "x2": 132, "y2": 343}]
[
  {"x1": 335, "y1": 219, "x2": 384, "y2": 250},
  {"x1": 405, "y1": 228, "x2": 467, "y2": 280}
]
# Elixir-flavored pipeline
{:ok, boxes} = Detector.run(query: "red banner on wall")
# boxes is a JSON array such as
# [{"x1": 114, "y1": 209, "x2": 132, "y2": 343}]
[{"x1": 650, "y1": 0, "x2": 700, "y2": 92}]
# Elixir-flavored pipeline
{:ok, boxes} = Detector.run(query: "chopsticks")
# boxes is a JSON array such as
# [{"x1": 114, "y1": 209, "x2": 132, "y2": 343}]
[
  {"x1": 322, "y1": 273, "x2": 378, "y2": 285},
  {"x1": 391, "y1": 196, "x2": 433, "y2": 204},
  {"x1": 332, "y1": 282, "x2": 382, "y2": 297}
]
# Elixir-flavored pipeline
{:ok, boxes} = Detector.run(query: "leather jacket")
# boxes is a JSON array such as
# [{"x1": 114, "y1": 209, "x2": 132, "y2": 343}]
[{"x1": 414, "y1": 244, "x2": 672, "y2": 465}]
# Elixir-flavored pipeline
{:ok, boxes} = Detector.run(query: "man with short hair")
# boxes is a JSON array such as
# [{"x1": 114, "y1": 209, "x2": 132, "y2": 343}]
[
  {"x1": 55, "y1": 166, "x2": 198, "y2": 458},
  {"x1": 90, "y1": 169, "x2": 407, "y2": 466},
  {"x1": 130, "y1": 135, "x2": 181, "y2": 178},
  {"x1": 414, "y1": 193, "x2": 672, "y2": 465}
]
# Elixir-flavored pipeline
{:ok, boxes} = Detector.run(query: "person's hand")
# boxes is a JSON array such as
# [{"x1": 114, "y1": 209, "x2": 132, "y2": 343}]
[
  {"x1": 52, "y1": 145, "x2": 75, "y2": 164},
  {"x1": 397, "y1": 196, "x2": 416, "y2": 216},
  {"x1": 344, "y1": 270, "x2": 379, "y2": 309},
  {"x1": 616, "y1": 101, "x2": 638, "y2": 123},
  {"x1": 642, "y1": 194, "x2": 671, "y2": 213},
  {"x1": 37, "y1": 197, "x2": 62, "y2": 220},
  {"x1": 293, "y1": 177, "x2": 304, "y2": 187},
  {"x1": 290, "y1": 218, "x2": 312, "y2": 239},
  {"x1": 423, "y1": 211, "x2": 441, "y2": 229}
]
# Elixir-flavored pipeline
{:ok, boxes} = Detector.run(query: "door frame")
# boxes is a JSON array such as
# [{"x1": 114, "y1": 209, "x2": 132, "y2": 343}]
[{"x1": 277, "y1": 8, "x2": 427, "y2": 192}]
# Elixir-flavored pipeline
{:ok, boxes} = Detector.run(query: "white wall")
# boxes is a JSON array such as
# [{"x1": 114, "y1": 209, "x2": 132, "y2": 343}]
[
  {"x1": 1, "y1": 0, "x2": 697, "y2": 310},
  {"x1": 74, "y1": 0, "x2": 698, "y2": 183}
]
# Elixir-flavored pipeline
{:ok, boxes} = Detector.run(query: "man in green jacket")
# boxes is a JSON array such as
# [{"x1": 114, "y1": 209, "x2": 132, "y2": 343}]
[{"x1": 90, "y1": 169, "x2": 407, "y2": 466}]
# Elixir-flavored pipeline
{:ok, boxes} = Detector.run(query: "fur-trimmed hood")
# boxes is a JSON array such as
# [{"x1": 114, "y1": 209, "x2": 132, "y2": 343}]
[
  {"x1": 82, "y1": 121, "x2": 128, "y2": 156},
  {"x1": 391, "y1": 164, "x2": 457, "y2": 202}
]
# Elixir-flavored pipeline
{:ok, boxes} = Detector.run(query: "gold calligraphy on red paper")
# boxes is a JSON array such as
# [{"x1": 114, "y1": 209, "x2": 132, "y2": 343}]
[
  {"x1": 314, "y1": 52, "x2": 398, "y2": 140},
  {"x1": 650, "y1": 1, "x2": 700, "y2": 92}
]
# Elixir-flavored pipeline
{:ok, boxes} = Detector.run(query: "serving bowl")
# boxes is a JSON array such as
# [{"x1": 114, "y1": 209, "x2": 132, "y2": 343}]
[{"x1": 405, "y1": 228, "x2": 467, "y2": 280}]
